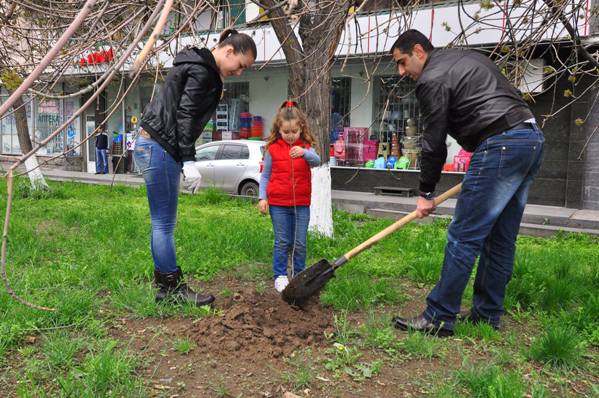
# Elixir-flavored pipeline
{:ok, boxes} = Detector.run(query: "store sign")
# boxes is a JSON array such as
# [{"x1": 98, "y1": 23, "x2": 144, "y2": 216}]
[{"x1": 79, "y1": 48, "x2": 114, "y2": 66}]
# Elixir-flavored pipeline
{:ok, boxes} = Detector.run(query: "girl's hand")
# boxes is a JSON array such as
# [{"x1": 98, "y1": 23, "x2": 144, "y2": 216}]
[
  {"x1": 258, "y1": 199, "x2": 269, "y2": 214},
  {"x1": 290, "y1": 146, "x2": 305, "y2": 158}
]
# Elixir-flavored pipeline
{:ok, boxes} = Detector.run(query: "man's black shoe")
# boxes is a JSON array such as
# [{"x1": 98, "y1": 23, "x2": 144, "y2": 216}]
[
  {"x1": 458, "y1": 310, "x2": 500, "y2": 331},
  {"x1": 392, "y1": 314, "x2": 453, "y2": 337}
]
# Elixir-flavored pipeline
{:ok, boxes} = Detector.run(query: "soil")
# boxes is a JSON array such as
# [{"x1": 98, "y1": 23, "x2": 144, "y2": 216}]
[
  {"x1": 188, "y1": 282, "x2": 335, "y2": 360},
  {"x1": 107, "y1": 275, "x2": 414, "y2": 397}
]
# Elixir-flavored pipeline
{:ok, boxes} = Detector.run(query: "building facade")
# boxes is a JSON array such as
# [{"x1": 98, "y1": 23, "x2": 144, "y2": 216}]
[{"x1": 3, "y1": 0, "x2": 597, "y2": 209}]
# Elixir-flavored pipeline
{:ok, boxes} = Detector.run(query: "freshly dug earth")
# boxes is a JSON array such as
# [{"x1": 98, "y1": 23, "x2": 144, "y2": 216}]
[{"x1": 188, "y1": 282, "x2": 335, "y2": 359}]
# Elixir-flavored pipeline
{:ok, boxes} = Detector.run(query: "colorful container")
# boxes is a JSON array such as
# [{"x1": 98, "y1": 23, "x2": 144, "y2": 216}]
[
  {"x1": 239, "y1": 112, "x2": 252, "y2": 139},
  {"x1": 251, "y1": 116, "x2": 264, "y2": 138}
]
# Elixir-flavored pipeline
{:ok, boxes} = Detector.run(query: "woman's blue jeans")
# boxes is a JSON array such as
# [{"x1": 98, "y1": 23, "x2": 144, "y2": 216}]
[
  {"x1": 269, "y1": 205, "x2": 310, "y2": 278},
  {"x1": 424, "y1": 126, "x2": 545, "y2": 330},
  {"x1": 134, "y1": 136, "x2": 181, "y2": 273}
]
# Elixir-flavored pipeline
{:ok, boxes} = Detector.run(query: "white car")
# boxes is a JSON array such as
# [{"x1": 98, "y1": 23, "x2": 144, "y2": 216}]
[{"x1": 194, "y1": 139, "x2": 265, "y2": 197}]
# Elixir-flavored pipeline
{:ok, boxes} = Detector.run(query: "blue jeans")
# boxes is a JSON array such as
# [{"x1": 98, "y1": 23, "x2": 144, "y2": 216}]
[
  {"x1": 134, "y1": 136, "x2": 181, "y2": 273},
  {"x1": 95, "y1": 148, "x2": 108, "y2": 173},
  {"x1": 269, "y1": 205, "x2": 310, "y2": 278},
  {"x1": 424, "y1": 126, "x2": 544, "y2": 330}
]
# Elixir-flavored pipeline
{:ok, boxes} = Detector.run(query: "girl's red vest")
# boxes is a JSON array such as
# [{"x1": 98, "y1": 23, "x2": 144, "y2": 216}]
[{"x1": 266, "y1": 138, "x2": 312, "y2": 206}]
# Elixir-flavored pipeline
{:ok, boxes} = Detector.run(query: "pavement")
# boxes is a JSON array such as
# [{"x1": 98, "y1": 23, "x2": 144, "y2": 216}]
[{"x1": 39, "y1": 168, "x2": 599, "y2": 237}]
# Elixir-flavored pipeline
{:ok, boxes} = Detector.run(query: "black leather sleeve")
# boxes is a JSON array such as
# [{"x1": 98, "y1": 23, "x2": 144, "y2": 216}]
[
  {"x1": 176, "y1": 64, "x2": 216, "y2": 162},
  {"x1": 416, "y1": 80, "x2": 450, "y2": 193}
]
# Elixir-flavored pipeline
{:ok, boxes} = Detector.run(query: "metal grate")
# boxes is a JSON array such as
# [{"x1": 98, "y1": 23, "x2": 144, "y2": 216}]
[
  {"x1": 372, "y1": 75, "x2": 419, "y2": 143},
  {"x1": 332, "y1": 77, "x2": 351, "y2": 127}
]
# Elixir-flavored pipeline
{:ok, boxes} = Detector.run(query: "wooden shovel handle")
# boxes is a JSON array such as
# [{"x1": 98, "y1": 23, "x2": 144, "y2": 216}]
[{"x1": 343, "y1": 183, "x2": 462, "y2": 261}]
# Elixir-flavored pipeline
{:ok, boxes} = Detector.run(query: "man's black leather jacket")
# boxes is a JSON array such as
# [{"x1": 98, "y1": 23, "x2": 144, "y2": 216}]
[
  {"x1": 141, "y1": 47, "x2": 223, "y2": 163},
  {"x1": 416, "y1": 48, "x2": 534, "y2": 193}
]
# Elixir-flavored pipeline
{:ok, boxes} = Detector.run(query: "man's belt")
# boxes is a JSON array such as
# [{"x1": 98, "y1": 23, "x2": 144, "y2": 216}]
[{"x1": 139, "y1": 129, "x2": 152, "y2": 139}]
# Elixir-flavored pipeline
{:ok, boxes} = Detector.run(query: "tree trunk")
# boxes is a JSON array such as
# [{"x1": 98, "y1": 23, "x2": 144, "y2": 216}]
[
  {"x1": 13, "y1": 95, "x2": 49, "y2": 190},
  {"x1": 298, "y1": 52, "x2": 335, "y2": 236}
]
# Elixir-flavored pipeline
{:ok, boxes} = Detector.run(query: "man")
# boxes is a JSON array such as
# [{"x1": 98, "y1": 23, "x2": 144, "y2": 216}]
[
  {"x1": 391, "y1": 30, "x2": 544, "y2": 336},
  {"x1": 95, "y1": 124, "x2": 109, "y2": 174}
]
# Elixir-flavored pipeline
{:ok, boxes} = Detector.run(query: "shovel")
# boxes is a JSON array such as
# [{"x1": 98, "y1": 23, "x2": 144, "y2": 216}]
[{"x1": 281, "y1": 183, "x2": 463, "y2": 304}]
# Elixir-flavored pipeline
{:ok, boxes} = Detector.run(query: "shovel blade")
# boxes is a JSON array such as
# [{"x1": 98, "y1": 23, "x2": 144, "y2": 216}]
[{"x1": 281, "y1": 259, "x2": 336, "y2": 304}]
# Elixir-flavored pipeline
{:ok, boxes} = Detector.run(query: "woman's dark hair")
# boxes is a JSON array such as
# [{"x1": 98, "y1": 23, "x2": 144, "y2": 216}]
[
  {"x1": 390, "y1": 29, "x2": 434, "y2": 55},
  {"x1": 218, "y1": 28, "x2": 257, "y2": 60}
]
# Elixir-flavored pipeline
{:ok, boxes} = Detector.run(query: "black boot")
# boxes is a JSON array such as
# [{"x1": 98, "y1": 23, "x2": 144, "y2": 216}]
[{"x1": 154, "y1": 268, "x2": 215, "y2": 306}]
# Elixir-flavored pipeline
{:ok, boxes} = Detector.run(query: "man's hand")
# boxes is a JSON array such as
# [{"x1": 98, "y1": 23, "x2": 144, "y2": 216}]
[
  {"x1": 290, "y1": 146, "x2": 305, "y2": 158},
  {"x1": 182, "y1": 161, "x2": 202, "y2": 194},
  {"x1": 415, "y1": 196, "x2": 436, "y2": 219},
  {"x1": 258, "y1": 199, "x2": 269, "y2": 214}
]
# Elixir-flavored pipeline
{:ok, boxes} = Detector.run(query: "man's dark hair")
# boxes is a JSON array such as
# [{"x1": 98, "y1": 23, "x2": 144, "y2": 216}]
[{"x1": 390, "y1": 29, "x2": 434, "y2": 55}]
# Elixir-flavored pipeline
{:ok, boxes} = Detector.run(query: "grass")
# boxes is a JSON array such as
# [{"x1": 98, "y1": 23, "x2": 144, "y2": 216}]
[
  {"x1": 455, "y1": 365, "x2": 527, "y2": 398},
  {"x1": 399, "y1": 331, "x2": 446, "y2": 360},
  {"x1": 528, "y1": 323, "x2": 584, "y2": 369},
  {"x1": 0, "y1": 179, "x2": 597, "y2": 396},
  {"x1": 174, "y1": 337, "x2": 196, "y2": 355},
  {"x1": 282, "y1": 351, "x2": 314, "y2": 390}
]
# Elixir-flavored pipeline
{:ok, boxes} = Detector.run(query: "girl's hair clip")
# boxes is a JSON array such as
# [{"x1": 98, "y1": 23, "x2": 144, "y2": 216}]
[{"x1": 282, "y1": 100, "x2": 297, "y2": 109}]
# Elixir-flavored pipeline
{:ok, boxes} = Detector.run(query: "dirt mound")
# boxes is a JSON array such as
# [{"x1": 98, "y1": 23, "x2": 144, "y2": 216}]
[{"x1": 188, "y1": 284, "x2": 335, "y2": 359}]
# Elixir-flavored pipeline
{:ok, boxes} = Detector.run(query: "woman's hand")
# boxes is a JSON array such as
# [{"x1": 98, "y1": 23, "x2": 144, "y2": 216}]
[
  {"x1": 289, "y1": 146, "x2": 305, "y2": 158},
  {"x1": 258, "y1": 199, "x2": 269, "y2": 214}
]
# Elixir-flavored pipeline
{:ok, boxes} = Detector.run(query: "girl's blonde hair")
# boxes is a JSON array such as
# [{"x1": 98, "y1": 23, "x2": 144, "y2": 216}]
[{"x1": 265, "y1": 101, "x2": 317, "y2": 150}]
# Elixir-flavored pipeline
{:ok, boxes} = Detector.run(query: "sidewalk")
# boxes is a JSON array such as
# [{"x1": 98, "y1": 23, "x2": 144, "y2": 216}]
[{"x1": 40, "y1": 168, "x2": 599, "y2": 237}]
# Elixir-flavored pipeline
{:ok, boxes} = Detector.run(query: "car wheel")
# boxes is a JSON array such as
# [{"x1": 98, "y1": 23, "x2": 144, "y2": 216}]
[{"x1": 240, "y1": 181, "x2": 259, "y2": 197}]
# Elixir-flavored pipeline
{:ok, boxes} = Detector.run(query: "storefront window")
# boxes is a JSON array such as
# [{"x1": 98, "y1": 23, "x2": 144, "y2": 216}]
[
  {"x1": 64, "y1": 98, "x2": 81, "y2": 156},
  {"x1": 330, "y1": 75, "x2": 421, "y2": 169},
  {"x1": 36, "y1": 99, "x2": 63, "y2": 155},
  {"x1": 0, "y1": 97, "x2": 32, "y2": 155},
  {"x1": 199, "y1": 81, "x2": 250, "y2": 143},
  {"x1": 370, "y1": 75, "x2": 421, "y2": 169},
  {"x1": 331, "y1": 77, "x2": 351, "y2": 143}
]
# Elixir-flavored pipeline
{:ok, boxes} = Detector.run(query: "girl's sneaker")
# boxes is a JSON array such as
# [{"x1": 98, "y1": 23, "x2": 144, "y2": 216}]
[{"x1": 274, "y1": 276, "x2": 289, "y2": 293}]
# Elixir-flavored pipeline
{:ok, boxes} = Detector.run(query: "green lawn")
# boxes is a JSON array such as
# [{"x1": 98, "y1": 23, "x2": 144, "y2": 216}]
[{"x1": 0, "y1": 179, "x2": 597, "y2": 397}]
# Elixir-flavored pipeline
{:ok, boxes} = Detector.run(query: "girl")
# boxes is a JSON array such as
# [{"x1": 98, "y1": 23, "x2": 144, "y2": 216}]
[
  {"x1": 135, "y1": 29, "x2": 256, "y2": 306},
  {"x1": 258, "y1": 101, "x2": 321, "y2": 292}
]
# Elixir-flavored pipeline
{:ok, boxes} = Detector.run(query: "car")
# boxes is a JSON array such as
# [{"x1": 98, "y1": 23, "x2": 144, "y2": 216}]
[{"x1": 194, "y1": 139, "x2": 265, "y2": 197}]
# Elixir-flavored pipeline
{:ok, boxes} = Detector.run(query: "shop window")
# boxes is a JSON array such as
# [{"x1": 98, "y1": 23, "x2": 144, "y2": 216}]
[
  {"x1": 332, "y1": 77, "x2": 351, "y2": 126},
  {"x1": 373, "y1": 75, "x2": 419, "y2": 142},
  {"x1": 369, "y1": 75, "x2": 421, "y2": 169},
  {"x1": 222, "y1": 82, "x2": 250, "y2": 133},
  {"x1": 36, "y1": 100, "x2": 63, "y2": 155},
  {"x1": 331, "y1": 77, "x2": 351, "y2": 143},
  {"x1": 30, "y1": 97, "x2": 81, "y2": 157},
  {"x1": 64, "y1": 99, "x2": 81, "y2": 156},
  {"x1": 0, "y1": 97, "x2": 33, "y2": 155}
]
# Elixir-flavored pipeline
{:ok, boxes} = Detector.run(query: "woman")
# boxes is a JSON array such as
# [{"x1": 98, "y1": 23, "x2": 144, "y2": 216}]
[{"x1": 135, "y1": 29, "x2": 256, "y2": 306}]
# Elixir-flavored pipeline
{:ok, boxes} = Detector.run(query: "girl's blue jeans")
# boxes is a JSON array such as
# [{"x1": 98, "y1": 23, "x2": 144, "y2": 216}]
[
  {"x1": 134, "y1": 136, "x2": 181, "y2": 273},
  {"x1": 424, "y1": 126, "x2": 545, "y2": 330},
  {"x1": 269, "y1": 205, "x2": 310, "y2": 278}
]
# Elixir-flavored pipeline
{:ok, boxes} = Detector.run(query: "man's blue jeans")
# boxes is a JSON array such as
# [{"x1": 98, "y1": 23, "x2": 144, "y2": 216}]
[
  {"x1": 134, "y1": 136, "x2": 181, "y2": 273},
  {"x1": 424, "y1": 126, "x2": 544, "y2": 330},
  {"x1": 269, "y1": 205, "x2": 310, "y2": 278},
  {"x1": 95, "y1": 148, "x2": 108, "y2": 173}
]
